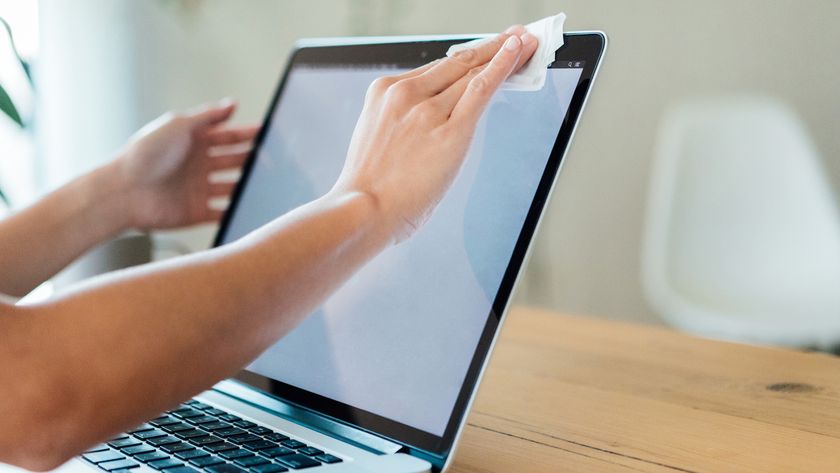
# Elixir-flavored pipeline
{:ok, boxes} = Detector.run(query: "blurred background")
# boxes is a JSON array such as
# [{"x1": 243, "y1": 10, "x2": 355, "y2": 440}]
[{"x1": 1, "y1": 0, "x2": 839, "y2": 350}]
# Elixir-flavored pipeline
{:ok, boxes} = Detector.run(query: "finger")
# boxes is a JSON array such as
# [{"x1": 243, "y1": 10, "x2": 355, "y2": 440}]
[
  {"x1": 392, "y1": 58, "x2": 443, "y2": 81},
  {"x1": 210, "y1": 150, "x2": 250, "y2": 170},
  {"x1": 189, "y1": 98, "x2": 237, "y2": 128},
  {"x1": 429, "y1": 64, "x2": 486, "y2": 115},
  {"x1": 428, "y1": 33, "x2": 537, "y2": 116},
  {"x1": 209, "y1": 181, "x2": 237, "y2": 197},
  {"x1": 364, "y1": 59, "x2": 443, "y2": 103},
  {"x1": 512, "y1": 32, "x2": 539, "y2": 74},
  {"x1": 410, "y1": 24, "x2": 524, "y2": 95},
  {"x1": 206, "y1": 209, "x2": 226, "y2": 222},
  {"x1": 206, "y1": 125, "x2": 260, "y2": 146},
  {"x1": 451, "y1": 35, "x2": 523, "y2": 125}
]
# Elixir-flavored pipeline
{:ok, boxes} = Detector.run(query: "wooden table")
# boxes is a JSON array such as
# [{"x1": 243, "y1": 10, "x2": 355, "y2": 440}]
[{"x1": 451, "y1": 307, "x2": 840, "y2": 472}]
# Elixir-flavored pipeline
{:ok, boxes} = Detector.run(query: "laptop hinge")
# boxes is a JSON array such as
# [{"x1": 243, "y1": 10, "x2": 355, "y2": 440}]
[{"x1": 212, "y1": 379, "x2": 402, "y2": 455}]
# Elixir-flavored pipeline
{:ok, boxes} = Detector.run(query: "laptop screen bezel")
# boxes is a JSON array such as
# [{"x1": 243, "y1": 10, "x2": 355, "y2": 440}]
[{"x1": 212, "y1": 32, "x2": 605, "y2": 461}]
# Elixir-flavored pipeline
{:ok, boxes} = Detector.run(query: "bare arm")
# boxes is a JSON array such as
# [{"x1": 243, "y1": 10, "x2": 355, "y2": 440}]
[
  {"x1": 0, "y1": 101, "x2": 258, "y2": 297},
  {"x1": 0, "y1": 28, "x2": 536, "y2": 470},
  {"x1": 0, "y1": 162, "x2": 130, "y2": 297}
]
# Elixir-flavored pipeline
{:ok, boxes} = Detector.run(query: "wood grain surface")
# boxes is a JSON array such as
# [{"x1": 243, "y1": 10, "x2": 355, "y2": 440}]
[{"x1": 450, "y1": 307, "x2": 840, "y2": 472}]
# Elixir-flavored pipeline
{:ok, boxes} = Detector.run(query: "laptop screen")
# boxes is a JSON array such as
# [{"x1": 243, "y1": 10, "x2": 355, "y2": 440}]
[{"x1": 215, "y1": 34, "x2": 604, "y2": 456}]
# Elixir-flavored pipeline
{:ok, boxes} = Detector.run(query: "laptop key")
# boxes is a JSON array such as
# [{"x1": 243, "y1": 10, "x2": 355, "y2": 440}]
[
  {"x1": 190, "y1": 435, "x2": 223, "y2": 447},
  {"x1": 251, "y1": 464, "x2": 288, "y2": 473},
  {"x1": 148, "y1": 435, "x2": 179, "y2": 447},
  {"x1": 220, "y1": 449, "x2": 253, "y2": 460},
  {"x1": 242, "y1": 440, "x2": 275, "y2": 451},
  {"x1": 233, "y1": 455, "x2": 268, "y2": 467},
  {"x1": 134, "y1": 429, "x2": 167, "y2": 440},
  {"x1": 83, "y1": 450, "x2": 124, "y2": 464},
  {"x1": 147, "y1": 458, "x2": 183, "y2": 470},
  {"x1": 279, "y1": 440, "x2": 305, "y2": 450},
  {"x1": 263, "y1": 433, "x2": 288, "y2": 443},
  {"x1": 188, "y1": 455, "x2": 225, "y2": 468},
  {"x1": 108, "y1": 438, "x2": 141, "y2": 449},
  {"x1": 229, "y1": 433, "x2": 261, "y2": 444},
  {"x1": 122, "y1": 445, "x2": 155, "y2": 456},
  {"x1": 161, "y1": 442, "x2": 194, "y2": 454},
  {"x1": 205, "y1": 408, "x2": 227, "y2": 416},
  {"x1": 134, "y1": 451, "x2": 169, "y2": 463},
  {"x1": 219, "y1": 414, "x2": 241, "y2": 423},
  {"x1": 97, "y1": 458, "x2": 139, "y2": 471},
  {"x1": 176, "y1": 429, "x2": 207, "y2": 440},
  {"x1": 216, "y1": 428, "x2": 246, "y2": 438},
  {"x1": 297, "y1": 447, "x2": 323, "y2": 457},
  {"x1": 186, "y1": 415, "x2": 217, "y2": 425},
  {"x1": 314, "y1": 454, "x2": 342, "y2": 464},
  {"x1": 275, "y1": 454, "x2": 320, "y2": 470},
  {"x1": 205, "y1": 465, "x2": 246, "y2": 473},
  {"x1": 175, "y1": 448, "x2": 209, "y2": 460},
  {"x1": 171, "y1": 408, "x2": 203, "y2": 419},
  {"x1": 249, "y1": 426, "x2": 272, "y2": 436},
  {"x1": 259, "y1": 447, "x2": 294, "y2": 458},
  {"x1": 165, "y1": 422, "x2": 194, "y2": 434},
  {"x1": 150, "y1": 415, "x2": 180, "y2": 427},
  {"x1": 202, "y1": 421, "x2": 231, "y2": 431},
  {"x1": 232, "y1": 420, "x2": 256, "y2": 429},
  {"x1": 188, "y1": 401, "x2": 211, "y2": 410},
  {"x1": 207, "y1": 442, "x2": 238, "y2": 453}
]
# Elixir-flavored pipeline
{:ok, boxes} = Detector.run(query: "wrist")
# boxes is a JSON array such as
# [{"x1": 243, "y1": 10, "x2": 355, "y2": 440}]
[
  {"x1": 320, "y1": 189, "x2": 396, "y2": 248},
  {"x1": 81, "y1": 159, "x2": 134, "y2": 236}
]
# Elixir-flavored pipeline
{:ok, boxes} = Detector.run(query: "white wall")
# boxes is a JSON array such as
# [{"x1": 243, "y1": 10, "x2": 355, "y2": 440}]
[{"x1": 36, "y1": 0, "x2": 840, "y2": 325}]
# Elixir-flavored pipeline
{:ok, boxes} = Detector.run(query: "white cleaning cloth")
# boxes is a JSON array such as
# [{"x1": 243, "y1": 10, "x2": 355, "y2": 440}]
[{"x1": 446, "y1": 13, "x2": 566, "y2": 92}]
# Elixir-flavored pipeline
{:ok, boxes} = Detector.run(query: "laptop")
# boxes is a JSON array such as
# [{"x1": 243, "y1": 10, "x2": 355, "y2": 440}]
[{"x1": 74, "y1": 31, "x2": 606, "y2": 473}]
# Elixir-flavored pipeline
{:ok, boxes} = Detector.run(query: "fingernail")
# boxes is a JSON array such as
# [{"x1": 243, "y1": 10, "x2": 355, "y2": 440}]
[
  {"x1": 504, "y1": 24, "x2": 524, "y2": 34},
  {"x1": 504, "y1": 35, "x2": 521, "y2": 51}
]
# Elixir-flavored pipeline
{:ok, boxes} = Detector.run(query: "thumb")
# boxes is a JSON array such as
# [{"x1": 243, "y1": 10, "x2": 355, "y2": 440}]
[{"x1": 188, "y1": 98, "x2": 237, "y2": 128}]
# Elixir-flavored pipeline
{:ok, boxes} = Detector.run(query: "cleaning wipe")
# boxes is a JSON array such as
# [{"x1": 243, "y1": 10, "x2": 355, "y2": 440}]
[{"x1": 446, "y1": 13, "x2": 566, "y2": 92}]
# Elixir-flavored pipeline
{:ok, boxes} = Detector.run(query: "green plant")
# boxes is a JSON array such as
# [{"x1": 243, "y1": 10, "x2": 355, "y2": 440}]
[
  {"x1": 0, "y1": 82, "x2": 21, "y2": 127},
  {"x1": 0, "y1": 16, "x2": 26, "y2": 128},
  {"x1": 0, "y1": 15, "x2": 31, "y2": 205}
]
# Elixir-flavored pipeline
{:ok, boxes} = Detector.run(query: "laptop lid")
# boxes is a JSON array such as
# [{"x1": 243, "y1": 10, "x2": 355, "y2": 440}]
[{"x1": 212, "y1": 32, "x2": 606, "y2": 470}]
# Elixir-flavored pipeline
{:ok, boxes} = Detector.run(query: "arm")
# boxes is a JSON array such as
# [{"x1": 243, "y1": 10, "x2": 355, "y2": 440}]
[
  {"x1": 0, "y1": 162, "x2": 131, "y2": 297},
  {"x1": 0, "y1": 100, "x2": 258, "y2": 297},
  {"x1": 0, "y1": 28, "x2": 536, "y2": 470}
]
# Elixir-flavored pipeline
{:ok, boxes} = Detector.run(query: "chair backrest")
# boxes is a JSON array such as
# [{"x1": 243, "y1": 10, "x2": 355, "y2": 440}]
[{"x1": 642, "y1": 96, "x2": 840, "y2": 347}]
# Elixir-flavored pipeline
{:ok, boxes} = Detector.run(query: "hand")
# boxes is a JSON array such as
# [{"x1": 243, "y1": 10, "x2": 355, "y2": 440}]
[
  {"x1": 332, "y1": 26, "x2": 538, "y2": 243},
  {"x1": 115, "y1": 100, "x2": 260, "y2": 230}
]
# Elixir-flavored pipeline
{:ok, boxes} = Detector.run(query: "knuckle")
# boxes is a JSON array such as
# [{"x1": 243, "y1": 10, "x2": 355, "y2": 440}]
[
  {"x1": 450, "y1": 47, "x2": 477, "y2": 66},
  {"x1": 386, "y1": 80, "x2": 418, "y2": 105},
  {"x1": 468, "y1": 75, "x2": 491, "y2": 94},
  {"x1": 410, "y1": 102, "x2": 439, "y2": 123},
  {"x1": 168, "y1": 114, "x2": 191, "y2": 129},
  {"x1": 369, "y1": 76, "x2": 395, "y2": 96}
]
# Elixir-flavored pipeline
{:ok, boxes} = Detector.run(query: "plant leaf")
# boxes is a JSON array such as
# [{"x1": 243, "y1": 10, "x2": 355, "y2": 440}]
[{"x1": 0, "y1": 82, "x2": 23, "y2": 127}]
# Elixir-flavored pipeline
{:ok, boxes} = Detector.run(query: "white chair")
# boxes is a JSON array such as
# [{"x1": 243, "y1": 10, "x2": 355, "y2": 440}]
[{"x1": 642, "y1": 96, "x2": 840, "y2": 349}]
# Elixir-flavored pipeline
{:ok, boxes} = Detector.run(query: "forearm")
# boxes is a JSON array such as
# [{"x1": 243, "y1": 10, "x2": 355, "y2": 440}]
[
  {"x1": 0, "y1": 190, "x2": 390, "y2": 469},
  {"x1": 0, "y1": 162, "x2": 131, "y2": 297}
]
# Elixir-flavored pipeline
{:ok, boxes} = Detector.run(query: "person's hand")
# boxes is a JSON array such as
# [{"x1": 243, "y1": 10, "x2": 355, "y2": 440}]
[
  {"x1": 115, "y1": 100, "x2": 260, "y2": 230},
  {"x1": 332, "y1": 25, "x2": 538, "y2": 243}
]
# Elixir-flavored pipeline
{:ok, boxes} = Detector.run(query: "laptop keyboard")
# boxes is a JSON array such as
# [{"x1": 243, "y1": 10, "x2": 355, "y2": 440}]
[{"x1": 81, "y1": 399, "x2": 344, "y2": 472}]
